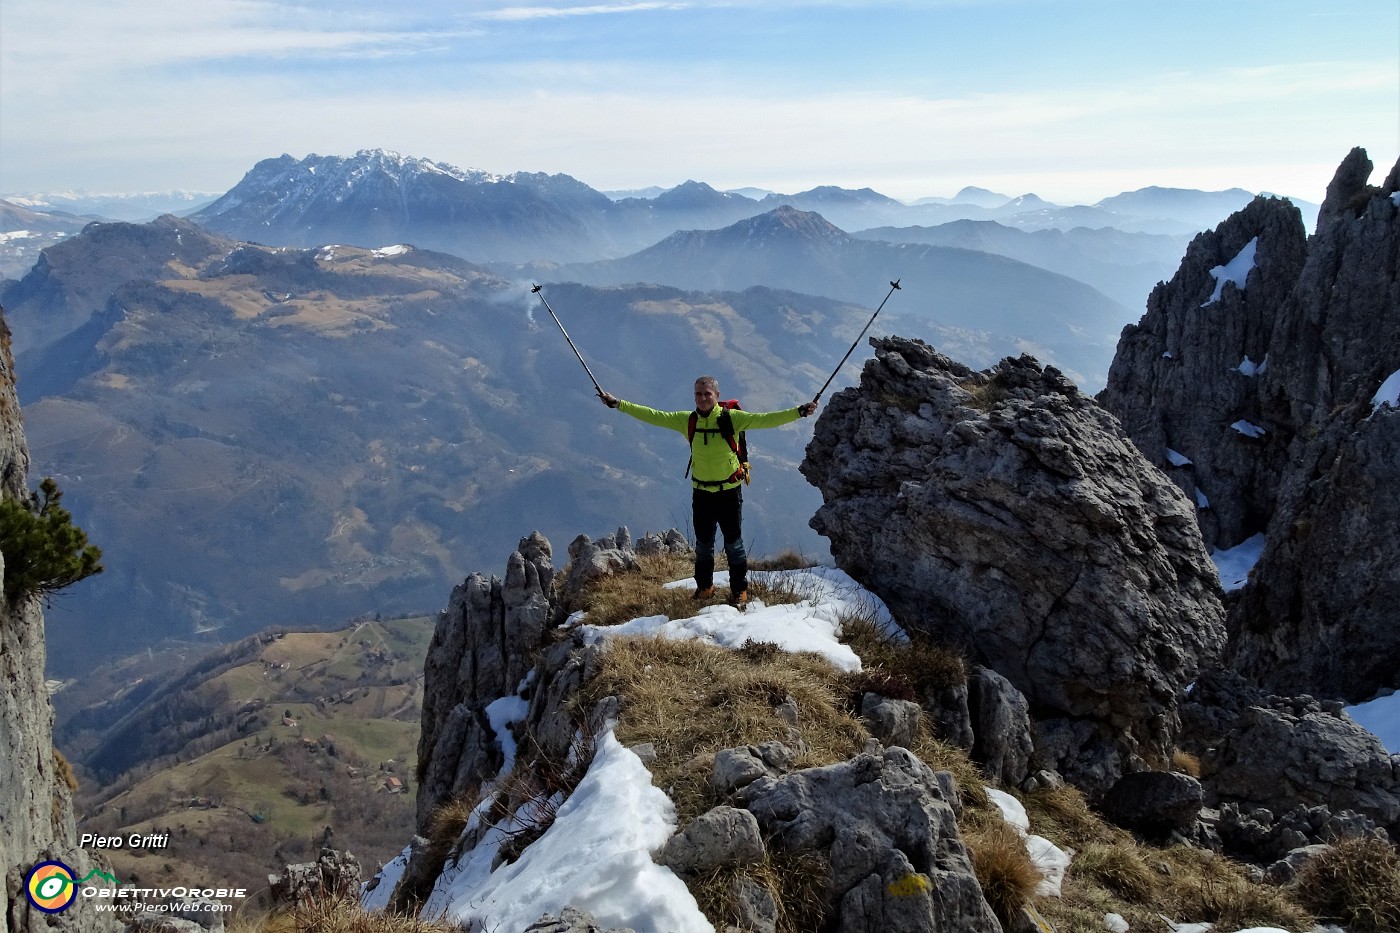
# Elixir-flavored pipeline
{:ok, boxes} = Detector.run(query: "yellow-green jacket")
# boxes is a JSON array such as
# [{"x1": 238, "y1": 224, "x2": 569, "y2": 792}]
[{"x1": 616, "y1": 400, "x2": 803, "y2": 491}]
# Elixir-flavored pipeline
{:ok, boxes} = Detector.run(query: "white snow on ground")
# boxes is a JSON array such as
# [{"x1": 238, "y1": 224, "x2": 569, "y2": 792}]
[
  {"x1": 1372, "y1": 368, "x2": 1400, "y2": 411},
  {"x1": 372, "y1": 244, "x2": 412, "y2": 257},
  {"x1": 364, "y1": 565, "x2": 1332, "y2": 932},
  {"x1": 577, "y1": 566, "x2": 897, "y2": 673},
  {"x1": 985, "y1": 789, "x2": 1072, "y2": 898},
  {"x1": 1166, "y1": 448, "x2": 1194, "y2": 466},
  {"x1": 421, "y1": 729, "x2": 712, "y2": 933},
  {"x1": 1211, "y1": 533, "x2": 1267, "y2": 591},
  {"x1": 1203, "y1": 237, "x2": 1259, "y2": 305}
]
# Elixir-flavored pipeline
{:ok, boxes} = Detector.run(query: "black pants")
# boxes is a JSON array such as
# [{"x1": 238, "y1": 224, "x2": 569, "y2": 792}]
[{"x1": 692, "y1": 486, "x2": 746, "y2": 593}]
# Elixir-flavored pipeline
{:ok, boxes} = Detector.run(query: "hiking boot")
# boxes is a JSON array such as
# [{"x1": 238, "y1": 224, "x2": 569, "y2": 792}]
[
  {"x1": 727, "y1": 589, "x2": 749, "y2": 609},
  {"x1": 691, "y1": 585, "x2": 715, "y2": 601}
]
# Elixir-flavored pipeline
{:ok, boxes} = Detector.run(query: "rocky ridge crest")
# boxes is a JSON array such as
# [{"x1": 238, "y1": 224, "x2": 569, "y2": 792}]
[
  {"x1": 799, "y1": 338, "x2": 1226, "y2": 793},
  {"x1": 1099, "y1": 148, "x2": 1400, "y2": 703}
]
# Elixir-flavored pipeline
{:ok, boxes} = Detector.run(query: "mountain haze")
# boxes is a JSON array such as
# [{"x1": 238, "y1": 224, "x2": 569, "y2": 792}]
[
  {"x1": 520, "y1": 205, "x2": 1136, "y2": 388},
  {"x1": 2, "y1": 216, "x2": 911, "y2": 675}
]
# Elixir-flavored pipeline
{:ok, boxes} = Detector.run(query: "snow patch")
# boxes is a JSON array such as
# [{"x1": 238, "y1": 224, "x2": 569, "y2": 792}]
[
  {"x1": 1212, "y1": 533, "x2": 1267, "y2": 591},
  {"x1": 1372, "y1": 368, "x2": 1400, "y2": 411},
  {"x1": 422, "y1": 729, "x2": 712, "y2": 933},
  {"x1": 1165, "y1": 448, "x2": 1193, "y2": 467},
  {"x1": 985, "y1": 788, "x2": 1071, "y2": 897},
  {"x1": 1231, "y1": 420, "x2": 1266, "y2": 438},
  {"x1": 1202, "y1": 236, "x2": 1259, "y2": 305},
  {"x1": 1238, "y1": 355, "x2": 1267, "y2": 376},
  {"x1": 579, "y1": 567, "x2": 895, "y2": 673},
  {"x1": 372, "y1": 244, "x2": 412, "y2": 258}
]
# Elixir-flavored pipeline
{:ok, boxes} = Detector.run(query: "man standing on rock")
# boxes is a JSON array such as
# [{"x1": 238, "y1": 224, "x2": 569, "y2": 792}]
[{"x1": 598, "y1": 377, "x2": 818, "y2": 608}]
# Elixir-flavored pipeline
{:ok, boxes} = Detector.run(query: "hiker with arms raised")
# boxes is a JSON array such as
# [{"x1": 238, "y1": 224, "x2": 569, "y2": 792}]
[{"x1": 598, "y1": 378, "x2": 818, "y2": 608}]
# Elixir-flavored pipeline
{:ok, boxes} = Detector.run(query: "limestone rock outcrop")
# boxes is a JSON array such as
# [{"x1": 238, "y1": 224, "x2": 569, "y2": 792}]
[
  {"x1": 736, "y1": 745, "x2": 1002, "y2": 933},
  {"x1": 1099, "y1": 148, "x2": 1400, "y2": 703},
  {"x1": 0, "y1": 310, "x2": 119, "y2": 933},
  {"x1": 1096, "y1": 194, "x2": 1310, "y2": 549},
  {"x1": 800, "y1": 336, "x2": 1226, "y2": 792},
  {"x1": 1179, "y1": 670, "x2": 1400, "y2": 853}
]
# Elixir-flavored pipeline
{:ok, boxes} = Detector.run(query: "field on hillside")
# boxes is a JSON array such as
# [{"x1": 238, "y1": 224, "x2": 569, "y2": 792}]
[{"x1": 63, "y1": 615, "x2": 436, "y2": 906}]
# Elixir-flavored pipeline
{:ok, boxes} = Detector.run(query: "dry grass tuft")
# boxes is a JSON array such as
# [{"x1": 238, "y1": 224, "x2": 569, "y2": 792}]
[
  {"x1": 577, "y1": 553, "x2": 805, "y2": 629},
  {"x1": 1292, "y1": 835, "x2": 1400, "y2": 933},
  {"x1": 577, "y1": 553, "x2": 706, "y2": 628},
  {"x1": 1073, "y1": 841, "x2": 1161, "y2": 902},
  {"x1": 579, "y1": 634, "x2": 867, "y2": 826},
  {"x1": 1172, "y1": 748, "x2": 1203, "y2": 778},
  {"x1": 424, "y1": 788, "x2": 482, "y2": 866},
  {"x1": 965, "y1": 817, "x2": 1042, "y2": 926},
  {"x1": 239, "y1": 896, "x2": 461, "y2": 933},
  {"x1": 748, "y1": 549, "x2": 812, "y2": 571},
  {"x1": 53, "y1": 748, "x2": 79, "y2": 791},
  {"x1": 690, "y1": 854, "x2": 830, "y2": 933},
  {"x1": 1021, "y1": 784, "x2": 1116, "y2": 851},
  {"x1": 1158, "y1": 845, "x2": 1314, "y2": 931},
  {"x1": 836, "y1": 607, "x2": 966, "y2": 702}
]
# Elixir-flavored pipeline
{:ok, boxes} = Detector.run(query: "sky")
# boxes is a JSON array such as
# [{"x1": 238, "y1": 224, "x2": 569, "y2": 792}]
[
  {"x1": 359, "y1": 566, "x2": 1388, "y2": 933},
  {"x1": 1, "y1": 0, "x2": 1397, "y2": 205}
]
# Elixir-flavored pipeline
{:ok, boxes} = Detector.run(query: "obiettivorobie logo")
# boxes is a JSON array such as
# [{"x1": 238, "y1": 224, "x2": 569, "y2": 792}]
[{"x1": 24, "y1": 861, "x2": 119, "y2": 914}]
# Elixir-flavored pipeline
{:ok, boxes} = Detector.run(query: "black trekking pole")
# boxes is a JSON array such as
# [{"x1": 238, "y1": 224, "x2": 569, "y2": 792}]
[
  {"x1": 811, "y1": 279, "x2": 901, "y2": 403},
  {"x1": 531, "y1": 284, "x2": 605, "y2": 399}
]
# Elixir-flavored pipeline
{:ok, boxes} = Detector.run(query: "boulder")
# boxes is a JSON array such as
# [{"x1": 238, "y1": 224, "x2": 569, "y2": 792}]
[
  {"x1": 711, "y1": 742, "x2": 798, "y2": 797},
  {"x1": 268, "y1": 848, "x2": 362, "y2": 907},
  {"x1": 1100, "y1": 771, "x2": 1204, "y2": 841},
  {"x1": 656, "y1": 806, "x2": 765, "y2": 877},
  {"x1": 967, "y1": 667, "x2": 1034, "y2": 788},
  {"x1": 860, "y1": 693, "x2": 921, "y2": 750},
  {"x1": 801, "y1": 336, "x2": 1226, "y2": 792},
  {"x1": 1180, "y1": 669, "x2": 1400, "y2": 859},
  {"x1": 740, "y1": 746, "x2": 1001, "y2": 933}
]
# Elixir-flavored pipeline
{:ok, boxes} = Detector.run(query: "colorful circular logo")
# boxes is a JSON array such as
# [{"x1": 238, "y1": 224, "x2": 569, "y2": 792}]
[{"x1": 25, "y1": 861, "x2": 77, "y2": 913}]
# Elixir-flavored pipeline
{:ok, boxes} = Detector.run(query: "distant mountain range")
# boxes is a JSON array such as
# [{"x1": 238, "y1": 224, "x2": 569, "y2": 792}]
[
  {"x1": 0, "y1": 148, "x2": 1326, "y2": 677},
  {"x1": 504, "y1": 205, "x2": 1136, "y2": 387},
  {"x1": 1, "y1": 216, "x2": 906, "y2": 674},
  {"x1": 174, "y1": 150, "x2": 1315, "y2": 265}
]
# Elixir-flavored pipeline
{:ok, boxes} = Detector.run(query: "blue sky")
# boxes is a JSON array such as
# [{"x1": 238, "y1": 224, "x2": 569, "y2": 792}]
[{"x1": 1, "y1": 0, "x2": 1397, "y2": 203}]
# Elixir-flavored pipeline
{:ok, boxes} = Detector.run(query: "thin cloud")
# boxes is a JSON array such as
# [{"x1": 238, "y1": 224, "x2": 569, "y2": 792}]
[{"x1": 477, "y1": 2, "x2": 693, "y2": 20}]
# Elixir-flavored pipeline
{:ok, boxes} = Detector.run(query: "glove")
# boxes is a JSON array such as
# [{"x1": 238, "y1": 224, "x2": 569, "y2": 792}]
[
  {"x1": 598, "y1": 390, "x2": 620, "y2": 409},
  {"x1": 798, "y1": 401, "x2": 819, "y2": 417}
]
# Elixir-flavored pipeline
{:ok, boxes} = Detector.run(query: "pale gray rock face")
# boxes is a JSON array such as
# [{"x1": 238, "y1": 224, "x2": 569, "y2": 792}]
[
  {"x1": 740, "y1": 747, "x2": 1001, "y2": 933},
  {"x1": 0, "y1": 310, "x2": 119, "y2": 933},
  {"x1": 414, "y1": 532, "x2": 555, "y2": 832},
  {"x1": 1097, "y1": 195, "x2": 1310, "y2": 550},
  {"x1": 859, "y1": 693, "x2": 922, "y2": 750},
  {"x1": 967, "y1": 667, "x2": 1034, "y2": 788},
  {"x1": 1098, "y1": 148, "x2": 1400, "y2": 703},
  {"x1": 801, "y1": 336, "x2": 1226, "y2": 791},
  {"x1": 268, "y1": 848, "x2": 362, "y2": 908},
  {"x1": 656, "y1": 806, "x2": 765, "y2": 877},
  {"x1": 523, "y1": 906, "x2": 636, "y2": 933},
  {"x1": 1179, "y1": 670, "x2": 1400, "y2": 855},
  {"x1": 1228, "y1": 151, "x2": 1400, "y2": 702}
]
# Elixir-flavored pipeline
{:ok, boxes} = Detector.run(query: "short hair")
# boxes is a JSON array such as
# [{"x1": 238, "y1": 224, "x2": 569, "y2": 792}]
[{"x1": 694, "y1": 375, "x2": 719, "y2": 393}]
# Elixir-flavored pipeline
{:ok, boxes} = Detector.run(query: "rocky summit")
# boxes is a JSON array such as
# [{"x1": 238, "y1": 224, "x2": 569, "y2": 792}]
[
  {"x1": 800, "y1": 336, "x2": 1226, "y2": 793},
  {"x1": 1100, "y1": 147, "x2": 1400, "y2": 704}
]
